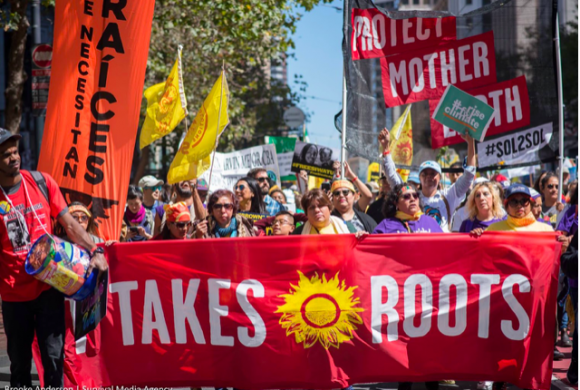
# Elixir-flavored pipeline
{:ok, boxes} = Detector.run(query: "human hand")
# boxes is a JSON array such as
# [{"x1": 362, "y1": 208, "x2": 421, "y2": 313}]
[
  {"x1": 195, "y1": 220, "x2": 208, "y2": 238},
  {"x1": 558, "y1": 234, "x2": 571, "y2": 252},
  {"x1": 299, "y1": 170, "x2": 308, "y2": 182},
  {"x1": 378, "y1": 128, "x2": 390, "y2": 149},
  {"x1": 460, "y1": 132, "x2": 475, "y2": 145},
  {"x1": 355, "y1": 231, "x2": 368, "y2": 239},
  {"x1": 137, "y1": 226, "x2": 146, "y2": 236},
  {"x1": 344, "y1": 162, "x2": 356, "y2": 181},
  {"x1": 556, "y1": 202, "x2": 565, "y2": 212},
  {"x1": 470, "y1": 228, "x2": 484, "y2": 237},
  {"x1": 105, "y1": 240, "x2": 116, "y2": 247},
  {"x1": 87, "y1": 252, "x2": 108, "y2": 276}
]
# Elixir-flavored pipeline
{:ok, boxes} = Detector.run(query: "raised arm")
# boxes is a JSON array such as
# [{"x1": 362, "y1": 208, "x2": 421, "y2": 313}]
[
  {"x1": 343, "y1": 162, "x2": 372, "y2": 211},
  {"x1": 450, "y1": 135, "x2": 476, "y2": 201},
  {"x1": 377, "y1": 128, "x2": 403, "y2": 188}
]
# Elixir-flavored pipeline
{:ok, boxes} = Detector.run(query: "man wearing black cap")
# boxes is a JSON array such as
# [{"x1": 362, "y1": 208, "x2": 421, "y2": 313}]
[{"x1": 0, "y1": 128, "x2": 108, "y2": 387}]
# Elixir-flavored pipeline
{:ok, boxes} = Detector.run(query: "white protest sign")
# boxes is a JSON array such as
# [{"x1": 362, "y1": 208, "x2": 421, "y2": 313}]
[
  {"x1": 201, "y1": 144, "x2": 281, "y2": 192},
  {"x1": 477, "y1": 123, "x2": 552, "y2": 168},
  {"x1": 278, "y1": 152, "x2": 294, "y2": 177}
]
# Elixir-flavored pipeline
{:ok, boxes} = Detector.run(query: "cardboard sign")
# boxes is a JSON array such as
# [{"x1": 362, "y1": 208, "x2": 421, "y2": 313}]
[
  {"x1": 432, "y1": 84, "x2": 495, "y2": 142},
  {"x1": 291, "y1": 141, "x2": 338, "y2": 180},
  {"x1": 430, "y1": 76, "x2": 530, "y2": 149},
  {"x1": 351, "y1": 9, "x2": 456, "y2": 60},
  {"x1": 380, "y1": 31, "x2": 496, "y2": 108},
  {"x1": 74, "y1": 271, "x2": 108, "y2": 340}
]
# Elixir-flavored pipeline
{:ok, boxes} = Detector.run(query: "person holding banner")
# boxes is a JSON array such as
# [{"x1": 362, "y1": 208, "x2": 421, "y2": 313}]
[
  {"x1": 0, "y1": 128, "x2": 108, "y2": 387},
  {"x1": 154, "y1": 203, "x2": 193, "y2": 241},
  {"x1": 373, "y1": 183, "x2": 443, "y2": 234},
  {"x1": 292, "y1": 189, "x2": 355, "y2": 236},
  {"x1": 459, "y1": 182, "x2": 506, "y2": 235},
  {"x1": 194, "y1": 190, "x2": 256, "y2": 239},
  {"x1": 235, "y1": 177, "x2": 267, "y2": 214},
  {"x1": 330, "y1": 179, "x2": 377, "y2": 233},
  {"x1": 378, "y1": 128, "x2": 476, "y2": 232}
]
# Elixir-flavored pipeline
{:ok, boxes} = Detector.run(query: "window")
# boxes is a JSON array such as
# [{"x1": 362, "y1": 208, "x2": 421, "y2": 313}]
[
  {"x1": 466, "y1": 0, "x2": 472, "y2": 4},
  {"x1": 413, "y1": 0, "x2": 420, "y2": 4}
]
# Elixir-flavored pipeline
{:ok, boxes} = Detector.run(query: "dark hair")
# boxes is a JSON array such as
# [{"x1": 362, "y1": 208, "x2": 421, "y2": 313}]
[
  {"x1": 158, "y1": 224, "x2": 173, "y2": 240},
  {"x1": 161, "y1": 183, "x2": 172, "y2": 203},
  {"x1": 236, "y1": 177, "x2": 266, "y2": 214},
  {"x1": 270, "y1": 189, "x2": 287, "y2": 203},
  {"x1": 301, "y1": 188, "x2": 333, "y2": 212},
  {"x1": 300, "y1": 144, "x2": 318, "y2": 162},
  {"x1": 127, "y1": 185, "x2": 144, "y2": 201},
  {"x1": 382, "y1": 182, "x2": 422, "y2": 219},
  {"x1": 248, "y1": 168, "x2": 268, "y2": 179},
  {"x1": 540, "y1": 172, "x2": 558, "y2": 194},
  {"x1": 275, "y1": 210, "x2": 294, "y2": 224},
  {"x1": 570, "y1": 184, "x2": 578, "y2": 205},
  {"x1": 533, "y1": 171, "x2": 548, "y2": 193},
  {"x1": 208, "y1": 189, "x2": 239, "y2": 215}
]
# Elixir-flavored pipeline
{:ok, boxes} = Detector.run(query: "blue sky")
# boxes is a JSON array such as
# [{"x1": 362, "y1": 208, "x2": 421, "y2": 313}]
[{"x1": 287, "y1": 2, "x2": 344, "y2": 150}]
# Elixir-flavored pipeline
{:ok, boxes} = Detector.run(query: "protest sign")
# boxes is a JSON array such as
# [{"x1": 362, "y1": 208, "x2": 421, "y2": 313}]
[
  {"x1": 291, "y1": 141, "x2": 339, "y2": 179},
  {"x1": 265, "y1": 136, "x2": 297, "y2": 181},
  {"x1": 430, "y1": 76, "x2": 530, "y2": 149},
  {"x1": 65, "y1": 233, "x2": 559, "y2": 389},
  {"x1": 380, "y1": 31, "x2": 496, "y2": 108},
  {"x1": 37, "y1": 0, "x2": 155, "y2": 240},
  {"x1": 431, "y1": 85, "x2": 495, "y2": 142},
  {"x1": 351, "y1": 9, "x2": 456, "y2": 60},
  {"x1": 74, "y1": 271, "x2": 108, "y2": 340},
  {"x1": 477, "y1": 123, "x2": 553, "y2": 168},
  {"x1": 200, "y1": 144, "x2": 281, "y2": 192},
  {"x1": 367, "y1": 162, "x2": 380, "y2": 183}
]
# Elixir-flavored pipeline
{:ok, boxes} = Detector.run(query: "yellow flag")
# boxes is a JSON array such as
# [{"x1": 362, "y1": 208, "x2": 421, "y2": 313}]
[
  {"x1": 390, "y1": 105, "x2": 413, "y2": 182},
  {"x1": 140, "y1": 47, "x2": 187, "y2": 149},
  {"x1": 367, "y1": 162, "x2": 380, "y2": 183},
  {"x1": 167, "y1": 71, "x2": 229, "y2": 184}
]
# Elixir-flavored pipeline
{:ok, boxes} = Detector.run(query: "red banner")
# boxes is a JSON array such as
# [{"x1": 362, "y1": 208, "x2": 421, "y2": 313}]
[
  {"x1": 351, "y1": 9, "x2": 456, "y2": 60},
  {"x1": 381, "y1": 31, "x2": 497, "y2": 108},
  {"x1": 430, "y1": 76, "x2": 531, "y2": 149},
  {"x1": 37, "y1": 0, "x2": 155, "y2": 240},
  {"x1": 65, "y1": 233, "x2": 559, "y2": 389}
]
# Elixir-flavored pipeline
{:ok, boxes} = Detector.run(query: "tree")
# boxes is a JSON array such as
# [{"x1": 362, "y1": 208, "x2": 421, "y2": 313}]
[{"x1": 136, "y1": 0, "x2": 324, "y2": 179}]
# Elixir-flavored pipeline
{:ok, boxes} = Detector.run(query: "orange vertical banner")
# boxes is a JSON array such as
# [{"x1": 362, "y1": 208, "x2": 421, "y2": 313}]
[{"x1": 38, "y1": 0, "x2": 155, "y2": 240}]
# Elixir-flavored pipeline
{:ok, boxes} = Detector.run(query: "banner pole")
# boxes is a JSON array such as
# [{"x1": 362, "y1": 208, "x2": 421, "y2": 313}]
[
  {"x1": 207, "y1": 67, "x2": 226, "y2": 191},
  {"x1": 340, "y1": 0, "x2": 348, "y2": 179},
  {"x1": 554, "y1": 12, "x2": 565, "y2": 200}
]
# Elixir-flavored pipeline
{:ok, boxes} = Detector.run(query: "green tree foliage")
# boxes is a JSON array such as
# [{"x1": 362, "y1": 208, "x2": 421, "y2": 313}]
[{"x1": 140, "y1": 0, "x2": 325, "y2": 177}]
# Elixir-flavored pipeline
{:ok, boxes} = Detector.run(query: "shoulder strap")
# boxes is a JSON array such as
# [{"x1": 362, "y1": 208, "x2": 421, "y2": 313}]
[
  {"x1": 441, "y1": 194, "x2": 451, "y2": 223},
  {"x1": 30, "y1": 171, "x2": 50, "y2": 203}
]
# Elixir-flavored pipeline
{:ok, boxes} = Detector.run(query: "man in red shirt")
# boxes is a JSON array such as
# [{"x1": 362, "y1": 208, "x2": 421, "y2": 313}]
[{"x1": 0, "y1": 128, "x2": 108, "y2": 387}]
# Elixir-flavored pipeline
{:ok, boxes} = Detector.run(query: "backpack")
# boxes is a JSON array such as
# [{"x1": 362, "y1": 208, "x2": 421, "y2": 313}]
[{"x1": 30, "y1": 171, "x2": 50, "y2": 203}]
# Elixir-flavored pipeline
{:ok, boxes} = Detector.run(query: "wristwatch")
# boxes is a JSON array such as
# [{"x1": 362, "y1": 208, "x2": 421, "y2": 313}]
[{"x1": 89, "y1": 246, "x2": 105, "y2": 258}]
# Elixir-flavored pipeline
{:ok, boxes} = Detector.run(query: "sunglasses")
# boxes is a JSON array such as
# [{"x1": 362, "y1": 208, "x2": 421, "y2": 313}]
[
  {"x1": 256, "y1": 177, "x2": 269, "y2": 183},
  {"x1": 172, "y1": 221, "x2": 192, "y2": 229},
  {"x1": 213, "y1": 203, "x2": 234, "y2": 211},
  {"x1": 72, "y1": 215, "x2": 89, "y2": 223},
  {"x1": 272, "y1": 219, "x2": 292, "y2": 226},
  {"x1": 235, "y1": 185, "x2": 246, "y2": 191},
  {"x1": 401, "y1": 192, "x2": 419, "y2": 201},
  {"x1": 145, "y1": 185, "x2": 162, "y2": 192},
  {"x1": 508, "y1": 198, "x2": 530, "y2": 208},
  {"x1": 333, "y1": 190, "x2": 351, "y2": 197},
  {"x1": 547, "y1": 184, "x2": 559, "y2": 190}
]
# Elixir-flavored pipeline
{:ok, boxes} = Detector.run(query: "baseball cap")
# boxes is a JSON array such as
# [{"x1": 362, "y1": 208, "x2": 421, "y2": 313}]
[
  {"x1": 197, "y1": 178, "x2": 209, "y2": 191},
  {"x1": 504, "y1": 184, "x2": 532, "y2": 200},
  {"x1": 408, "y1": 172, "x2": 420, "y2": 184},
  {"x1": 138, "y1": 175, "x2": 164, "y2": 188},
  {"x1": 529, "y1": 188, "x2": 541, "y2": 201},
  {"x1": 418, "y1": 161, "x2": 442, "y2": 175},
  {"x1": 0, "y1": 127, "x2": 22, "y2": 146}
]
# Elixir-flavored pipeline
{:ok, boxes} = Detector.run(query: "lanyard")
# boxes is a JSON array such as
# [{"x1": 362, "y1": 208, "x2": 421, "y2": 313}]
[
  {"x1": 397, "y1": 219, "x2": 413, "y2": 234},
  {"x1": 0, "y1": 176, "x2": 50, "y2": 238}
]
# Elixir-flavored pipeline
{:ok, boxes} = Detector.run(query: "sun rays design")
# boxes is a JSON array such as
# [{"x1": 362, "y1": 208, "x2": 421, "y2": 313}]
[{"x1": 276, "y1": 271, "x2": 364, "y2": 349}]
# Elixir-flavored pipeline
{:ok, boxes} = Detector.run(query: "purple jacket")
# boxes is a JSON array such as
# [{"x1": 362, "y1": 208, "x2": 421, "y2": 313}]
[
  {"x1": 557, "y1": 205, "x2": 578, "y2": 236},
  {"x1": 459, "y1": 217, "x2": 505, "y2": 233},
  {"x1": 373, "y1": 215, "x2": 443, "y2": 234}
]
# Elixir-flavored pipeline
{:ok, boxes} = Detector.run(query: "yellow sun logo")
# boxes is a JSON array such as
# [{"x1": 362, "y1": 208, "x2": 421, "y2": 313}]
[{"x1": 276, "y1": 271, "x2": 364, "y2": 349}]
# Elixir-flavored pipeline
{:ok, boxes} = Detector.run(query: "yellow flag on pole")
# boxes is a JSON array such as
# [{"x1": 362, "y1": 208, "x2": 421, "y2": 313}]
[
  {"x1": 140, "y1": 47, "x2": 187, "y2": 149},
  {"x1": 167, "y1": 70, "x2": 229, "y2": 184},
  {"x1": 390, "y1": 105, "x2": 413, "y2": 182}
]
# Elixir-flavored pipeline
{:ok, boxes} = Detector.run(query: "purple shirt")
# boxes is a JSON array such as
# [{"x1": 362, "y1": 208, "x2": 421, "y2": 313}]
[
  {"x1": 459, "y1": 217, "x2": 505, "y2": 233},
  {"x1": 373, "y1": 215, "x2": 443, "y2": 234},
  {"x1": 556, "y1": 205, "x2": 578, "y2": 236}
]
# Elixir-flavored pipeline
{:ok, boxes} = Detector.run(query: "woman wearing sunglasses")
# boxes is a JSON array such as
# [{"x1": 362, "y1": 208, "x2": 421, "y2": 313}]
[
  {"x1": 459, "y1": 182, "x2": 506, "y2": 235},
  {"x1": 373, "y1": 183, "x2": 442, "y2": 234},
  {"x1": 234, "y1": 177, "x2": 266, "y2": 215},
  {"x1": 194, "y1": 189, "x2": 256, "y2": 239},
  {"x1": 54, "y1": 202, "x2": 104, "y2": 244},
  {"x1": 541, "y1": 172, "x2": 565, "y2": 228},
  {"x1": 330, "y1": 179, "x2": 376, "y2": 233},
  {"x1": 154, "y1": 202, "x2": 192, "y2": 240}
]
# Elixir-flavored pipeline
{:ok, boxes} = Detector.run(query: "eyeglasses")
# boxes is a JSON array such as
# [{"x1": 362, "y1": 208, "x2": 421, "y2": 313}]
[
  {"x1": 72, "y1": 215, "x2": 89, "y2": 223},
  {"x1": 332, "y1": 190, "x2": 351, "y2": 197},
  {"x1": 256, "y1": 177, "x2": 269, "y2": 183},
  {"x1": 508, "y1": 198, "x2": 530, "y2": 208},
  {"x1": 213, "y1": 203, "x2": 234, "y2": 211},
  {"x1": 171, "y1": 221, "x2": 192, "y2": 229},
  {"x1": 145, "y1": 185, "x2": 162, "y2": 192},
  {"x1": 272, "y1": 219, "x2": 292, "y2": 226},
  {"x1": 401, "y1": 192, "x2": 419, "y2": 201},
  {"x1": 235, "y1": 185, "x2": 246, "y2": 191},
  {"x1": 547, "y1": 184, "x2": 559, "y2": 190}
]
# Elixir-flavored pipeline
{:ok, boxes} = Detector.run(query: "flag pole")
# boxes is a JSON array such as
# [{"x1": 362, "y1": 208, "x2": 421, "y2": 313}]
[
  {"x1": 207, "y1": 64, "x2": 226, "y2": 192},
  {"x1": 554, "y1": 12, "x2": 565, "y2": 200}
]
